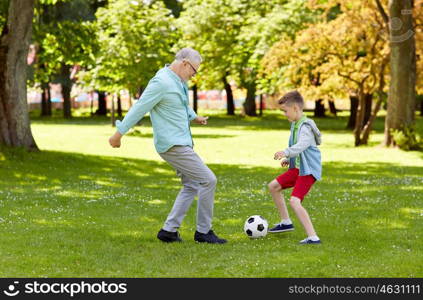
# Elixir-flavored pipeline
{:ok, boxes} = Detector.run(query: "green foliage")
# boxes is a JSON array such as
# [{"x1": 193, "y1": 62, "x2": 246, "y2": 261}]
[
  {"x1": 260, "y1": 0, "x2": 390, "y2": 100},
  {"x1": 83, "y1": 0, "x2": 178, "y2": 94},
  {"x1": 176, "y1": 0, "x2": 245, "y2": 89},
  {"x1": 178, "y1": 0, "x2": 318, "y2": 92},
  {"x1": 0, "y1": 0, "x2": 9, "y2": 32},
  {"x1": 391, "y1": 125, "x2": 423, "y2": 151},
  {"x1": 31, "y1": 0, "x2": 100, "y2": 86}
]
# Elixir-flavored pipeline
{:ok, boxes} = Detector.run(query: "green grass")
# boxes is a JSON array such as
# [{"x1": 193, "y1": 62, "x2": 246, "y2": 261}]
[{"x1": 0, "y1": 110, "x2": 422, "y2": 277}]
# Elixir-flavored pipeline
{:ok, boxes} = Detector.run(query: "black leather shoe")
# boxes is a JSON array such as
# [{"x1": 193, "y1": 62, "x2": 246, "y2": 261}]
[
  {"x1": 157, "y1": 229, "x2": 182, "y2": 243},
  {"x1": 194, "y1": 230, "x2": 227, "y2": 244}
]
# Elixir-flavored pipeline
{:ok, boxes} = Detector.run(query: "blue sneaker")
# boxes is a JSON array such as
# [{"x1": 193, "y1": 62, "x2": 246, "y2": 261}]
[
  {"x1": 268, "y1": 222, "x2": 294, "y2": 233},
  {"x1": 299, "y1": 237, "x2": 321, "y2": 244}
]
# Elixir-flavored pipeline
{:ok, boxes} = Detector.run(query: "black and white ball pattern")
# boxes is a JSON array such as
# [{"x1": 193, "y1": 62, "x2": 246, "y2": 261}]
[{"x1": 244, "y1": 215, "x2": 268, "y2": 238}]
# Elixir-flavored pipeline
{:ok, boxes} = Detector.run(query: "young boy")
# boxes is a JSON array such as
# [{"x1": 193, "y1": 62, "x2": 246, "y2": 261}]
[{"x1": 268, "y1": 90, "x2": 322, "y2": 244}]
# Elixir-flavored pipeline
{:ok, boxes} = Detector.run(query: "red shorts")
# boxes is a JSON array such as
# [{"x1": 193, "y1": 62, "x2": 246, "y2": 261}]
[{"x1": 275, "y1": 168, "x2": 316, "y2": 201}]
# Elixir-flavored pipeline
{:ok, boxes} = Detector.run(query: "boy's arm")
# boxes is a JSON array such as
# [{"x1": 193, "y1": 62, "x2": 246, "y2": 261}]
[{"x1": 283, "y1": 125, "x2": 314, "y2": 158}]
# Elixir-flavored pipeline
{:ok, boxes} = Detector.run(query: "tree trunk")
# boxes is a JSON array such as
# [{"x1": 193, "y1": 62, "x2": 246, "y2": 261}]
[
  {"x1": 62, "y1": 83, "x2": 72, "y2": 119},
  {"x1": 192, "y1": 84, "x2": 198, "y2": 113},
  {"x1": 363, "y1": 93, "x2": 373, "y2": 128},
  {"x1": 243, "y1": 82, "x2": 257, "y2": 116},
  {"x1": 0, "y1": 0, "x2": 37, "y2": 150},
  {"x1": 117, "y1": 94, "x2": 122, "y2": 118},
  {"x1": 384, "y1": 0, "x2": 416, "y2": 146},
  {"x1": 90, "y1": 93, "x2": 94, "y2": 115},
  {"x1": 362, "y1": 57, "x2": 389, "y2": 145},
  {"x1": 361, "y1": 96, "x2": 383, "y2": 145},
  {"x1": 95, "y1": 90, "x2": 107, "y2": 115},
  {"x1": 328, "y1": 100, "x2": 337, "y2": 116},
  {"x1": 56, "y1": 64, "x2": 73, "y2": 119},
  {"x1": 420, "y1": 97, "x2": 423, "y2": 116},
  {"x1": 111, "y1": 94, "x2": 115, "y2": 127},
  {"x1": 353, "y1": 87, "x2": 366, "y2": 146},
  {"x1": 259, "y1": 94, "x2": 263, "y2": 116},
  {"x1": 40, "y1": 82, "x2": 52, "y2": 116},
  {"x1": 222, "y1": 75, "x2": 234, "y2": 115},
  {"x1": 314, "y1": 99, "x2": 326, "y2": 117},
  {"x1": 347, "y1": 95, "x2": 358, "y2": 129}
]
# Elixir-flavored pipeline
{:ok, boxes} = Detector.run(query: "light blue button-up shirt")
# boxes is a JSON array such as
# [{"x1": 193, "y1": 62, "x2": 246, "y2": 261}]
[{"x1": 116, "y1": 66, "x2": 197, "y2": 153}]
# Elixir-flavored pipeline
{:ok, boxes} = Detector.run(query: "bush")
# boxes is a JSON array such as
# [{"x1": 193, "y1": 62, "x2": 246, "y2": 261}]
[{"x1": 391, "y1": 125, "x2": 423, "y2": 151}]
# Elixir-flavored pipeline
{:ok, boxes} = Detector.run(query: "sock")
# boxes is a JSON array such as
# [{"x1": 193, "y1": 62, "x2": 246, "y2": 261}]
[
  {"x1": 308, "y1": 235, "x2": 320, "y2": 241},
  {"x1": 281, "y1": 219, "x2": 292, "y2": 225}
]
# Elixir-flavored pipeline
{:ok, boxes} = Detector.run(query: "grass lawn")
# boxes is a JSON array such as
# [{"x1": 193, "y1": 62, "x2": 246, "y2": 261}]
[{"x1": 0, "y1": 110, "x2": 422, "y2": 277}]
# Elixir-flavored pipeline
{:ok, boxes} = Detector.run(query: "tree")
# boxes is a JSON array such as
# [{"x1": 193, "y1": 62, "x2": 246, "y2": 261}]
[
  {"x1": 178, "y1": 0, "x2": 317, "y2": 116},
  {"x1": 82, "y1": 0, "x2": 178, "y2": 101},
  {"x1": 0, "y1": 0, "x2": 38, "y2": 150},
  {"x1": 177, "y1": 0, "x2": 244, "y2": 115},
  {"x1": 379, "y1": 0, "x2": 419, "y2": 147},
  {"x1": 261, "y1": 0, "x2": 390, "y2": 146},
  {"x1": 237, "y1": 0, "x2": 317, "y2": 116},
  {"x1": 31, "y1": 0, "x2": 100, "y2": 118}
]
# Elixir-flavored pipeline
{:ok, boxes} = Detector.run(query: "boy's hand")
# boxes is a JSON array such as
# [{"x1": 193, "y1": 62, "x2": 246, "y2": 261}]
[
  {"x1": 281, "y1": 159, "x2": 289, "y2": 167},
  {"x1": 109, "y1": 131, "x2": 122, "y2": 148},
  {"x1": 274, "y1": 151, "x2": 286, "y2": 160},
  {"x1": 194, "y1": 116, "x2": 209, "y2": 125}
]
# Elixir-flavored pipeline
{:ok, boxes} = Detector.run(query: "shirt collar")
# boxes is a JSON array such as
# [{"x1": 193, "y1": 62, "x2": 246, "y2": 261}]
[
  {"x1": 294, "y1": 115, "x2": 307, "y2": 128},
  {"x1": 165, "y1": 64, "x2": 186, "y2": 85}
]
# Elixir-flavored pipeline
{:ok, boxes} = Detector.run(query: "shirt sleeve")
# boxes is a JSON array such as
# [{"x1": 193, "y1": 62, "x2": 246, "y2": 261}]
[
  {"x1": 116, "y1": 77, "x2": 164, "y2": 135},
  {"x1": 187, "y1": 106, "x2": 197, "y2": 121},
  {"x1": 283, "y1": 125, "x2": 314, "y2": 158}
]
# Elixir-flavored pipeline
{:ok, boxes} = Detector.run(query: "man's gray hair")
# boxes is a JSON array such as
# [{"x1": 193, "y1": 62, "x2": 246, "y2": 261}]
[{"x1": 175, "y1": 48, "x2": 202, "y2": 64}]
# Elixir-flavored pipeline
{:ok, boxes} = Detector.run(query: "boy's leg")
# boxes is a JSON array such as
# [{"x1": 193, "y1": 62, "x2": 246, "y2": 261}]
[
  {"x1": 269, "y1": 168, "x2": 298, "y2": 220},
  {"x1": 268, "y1": 179, "x2": 290, "y2": 220},
  {"x1": 289, "y1": 196, "x2": 317, "y2": 237},
  {"x1": 268, "y1": 168, "x2": 298, "y2": 233},
  {"x1": 289, "y1": 175, "x2": 320, "y2": 243}
]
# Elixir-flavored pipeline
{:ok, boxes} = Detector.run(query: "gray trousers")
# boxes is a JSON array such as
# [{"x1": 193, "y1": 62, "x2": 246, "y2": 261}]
[{"x1": 159, "y1": 146, "x2": 217, "y2": 234}]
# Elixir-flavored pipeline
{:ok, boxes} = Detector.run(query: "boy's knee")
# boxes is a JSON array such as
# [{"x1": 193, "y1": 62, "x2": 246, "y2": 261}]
[
  {"x1": 289, "y1": 196, "x2": 302, "y2": 208},
  {"x1": 268, "y1": 180, "x2": 281, "y2": 192}
]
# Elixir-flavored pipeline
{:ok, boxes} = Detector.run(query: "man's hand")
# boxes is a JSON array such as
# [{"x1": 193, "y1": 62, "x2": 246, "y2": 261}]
[
  {"x1": 109, "y1": 131, "x2": 122, "y2": 148},
  {"x1": 281, "y1": 159, "x2": 289, "y2": 167},
  {"x1": 194, "y1": 116, "x2": 209, "y2": 125},
  {"x1": 274, "y1": 151, "x2": 286, "y2": 160}
]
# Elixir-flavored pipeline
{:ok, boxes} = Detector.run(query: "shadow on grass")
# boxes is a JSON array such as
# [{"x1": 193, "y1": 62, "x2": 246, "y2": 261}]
[
  {"x1": 1, "y1": 146, "x2": 421, "y2": 221},
  {"x1": 30, "y1": 110, "x2": 391, "y2": 133},
  {"x1": 0, "y1": 146, "x2": 422, "y2": 277},
  {"x1": 127, "y1": 131, "x2": 236, "y2": 139}
]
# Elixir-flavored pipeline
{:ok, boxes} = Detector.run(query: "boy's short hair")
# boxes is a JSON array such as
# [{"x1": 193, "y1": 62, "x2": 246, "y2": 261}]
[{"x1": 278, "y1": 90, "x2": 304, "y2": 109}]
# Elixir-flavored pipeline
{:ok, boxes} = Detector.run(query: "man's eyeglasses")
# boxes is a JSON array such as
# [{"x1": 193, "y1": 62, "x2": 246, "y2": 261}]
[{"x1": 186, "y1": 60, "x2": 198, "y2": 76}]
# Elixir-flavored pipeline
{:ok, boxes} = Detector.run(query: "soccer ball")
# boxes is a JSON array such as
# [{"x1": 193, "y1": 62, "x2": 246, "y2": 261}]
[{"x1": 244, "y1": 215, "x2": 268, "y2": 238}]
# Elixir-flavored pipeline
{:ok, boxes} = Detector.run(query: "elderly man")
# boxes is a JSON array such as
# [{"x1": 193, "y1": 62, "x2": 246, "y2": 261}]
[{"x1": 109, "y1": 48, "x2": 226, "y2": 244}]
